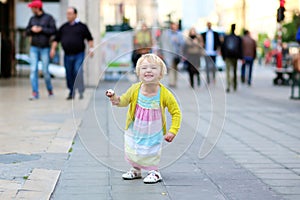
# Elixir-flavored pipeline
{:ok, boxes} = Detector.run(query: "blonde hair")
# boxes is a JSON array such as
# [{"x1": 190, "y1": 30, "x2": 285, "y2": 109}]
[{"x1": 135, "y1": 53, "x2": 167, "y2": 78}]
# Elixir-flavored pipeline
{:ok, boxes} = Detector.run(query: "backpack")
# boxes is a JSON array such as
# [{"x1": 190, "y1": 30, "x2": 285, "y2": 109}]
[{"x1": 224, "y1": 35, "x2": 240, "y2": 57}]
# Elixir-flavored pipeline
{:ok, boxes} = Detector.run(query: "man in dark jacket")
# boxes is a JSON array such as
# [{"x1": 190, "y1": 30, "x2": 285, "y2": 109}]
[
  {"x1": 50, "y1": 7, "x2": 94, "y2": 100},
  {"x1": 221, "y1": 24, "x2": 243, "y2": 92},
  {"x1": 201, "y1": 22, "x2": 221, "y2": 84},
  {"x1": 241, "y1": 30, "x2": 257, "y2": 86},
  {"x1": 26, "y1": 0, "x2": 56, "y2": 100}
]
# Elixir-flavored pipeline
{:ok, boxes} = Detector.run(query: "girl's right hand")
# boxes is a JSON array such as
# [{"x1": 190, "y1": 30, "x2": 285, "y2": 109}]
[{"x1": 110, "y1": 97, "x2": 120, "y2": 105}]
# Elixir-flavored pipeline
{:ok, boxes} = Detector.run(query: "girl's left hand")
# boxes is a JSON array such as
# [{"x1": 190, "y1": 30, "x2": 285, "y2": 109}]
[{"x1": 164, "y1": 132, "x2": 175, "y2": 142}]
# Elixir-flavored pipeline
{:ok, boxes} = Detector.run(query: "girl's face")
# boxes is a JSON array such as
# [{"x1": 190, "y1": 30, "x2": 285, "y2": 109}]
[{"x1": 138, "y1": 60, "x2": 162, "y2": 83}]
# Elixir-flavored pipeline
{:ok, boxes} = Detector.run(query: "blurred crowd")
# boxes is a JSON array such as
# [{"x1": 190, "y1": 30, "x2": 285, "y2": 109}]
[
  {"x1": 131, "y1": 21, "x2": 300, "y2": 92},
  {"x1": 132, "y1": 22, "x2": 257, "y2": 92}
]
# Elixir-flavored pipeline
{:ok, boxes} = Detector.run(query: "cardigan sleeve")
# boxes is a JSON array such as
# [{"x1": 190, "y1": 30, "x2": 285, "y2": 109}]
[
  {"x1": 164, "y1": 90, "x2": 182, "y2": 135},
  {"x1": 118, "y1": 83, "x2": 140, "y2": 107},
  {"x1": 118, "y1": 86, "x2": 133, "y2": 107}
]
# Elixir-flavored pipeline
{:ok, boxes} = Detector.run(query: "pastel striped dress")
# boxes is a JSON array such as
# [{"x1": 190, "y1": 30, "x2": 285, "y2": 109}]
[{"x1": 124, "y1": 88, "x2": 163, "y2": 170}]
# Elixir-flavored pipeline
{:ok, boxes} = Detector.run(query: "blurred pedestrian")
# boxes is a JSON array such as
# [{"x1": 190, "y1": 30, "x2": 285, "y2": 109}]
[
  {"x1": 241, "y1": 30, "x2": 257, "y2": 86},
  {"x1": 263, "y1": 39, "x2": 271, "y2": 64},
  {"x1": 50, "y1": 7, "x2": 94, "y2": 100},
  {"x1": 132, "y1": 23, "x2": 153, "y2": 68},
  {"x1": 26, "y1": 0, "x2": 56, "y2": 100},
  {"x1": 221, "y1": 24, "x2": 243, "y2": 92},
  {"x1": 162, "y1": 22, "x2": 184, "y2": 88},
  {"x1": 183, "y1": 27, "x2": 204, "y2": 88},
  {"x1": 106, "y1": 54, "x2": 181, "y2": 184},
  {"x1": 201, "y1": 22, "x2": 221, "y2": 85}
]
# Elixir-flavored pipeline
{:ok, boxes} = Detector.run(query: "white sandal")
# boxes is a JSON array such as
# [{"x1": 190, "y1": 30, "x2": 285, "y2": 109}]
[
  {"x1": 143, "y1": 170, "x2": 162, "y2": 184},
  {"x1": 122, "y1": 168, "x2": 142, "y2": 180}
]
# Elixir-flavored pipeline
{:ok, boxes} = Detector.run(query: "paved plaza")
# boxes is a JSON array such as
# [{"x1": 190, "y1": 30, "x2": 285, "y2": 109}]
[{"x1": 0, "y1": 65, "x2": 300, "y2": 200}]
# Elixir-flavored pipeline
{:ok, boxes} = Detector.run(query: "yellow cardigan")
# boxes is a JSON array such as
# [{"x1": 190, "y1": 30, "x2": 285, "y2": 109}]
[{"x1": 118, "y1": 82, "x2": 181, "y2": 135}]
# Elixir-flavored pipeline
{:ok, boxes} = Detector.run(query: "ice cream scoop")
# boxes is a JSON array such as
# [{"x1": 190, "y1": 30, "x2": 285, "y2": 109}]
[{"x1": 106, "y1": 89, "x2": 115, "y2": 97}]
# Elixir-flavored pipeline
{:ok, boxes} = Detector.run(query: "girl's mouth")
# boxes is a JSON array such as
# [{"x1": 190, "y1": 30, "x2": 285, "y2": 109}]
[{"x1": 144, "y1": 74, "x2": 153, "y2": 78}]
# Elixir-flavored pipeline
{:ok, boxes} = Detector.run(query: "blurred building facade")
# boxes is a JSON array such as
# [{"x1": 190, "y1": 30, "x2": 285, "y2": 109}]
[
  {"x1": 2, "y1": 0, "x2": 299, "y2": 82},
  {"x1": 181, "y1": 0, "x2": 300, "y2": 39},
  {"x1": 100, "y1": 0, "x2": 158, "y2": 29},
  {"x1": 0, "y1": 0, "x2": 159, "y2": 84},
  {"x1": 214, "y1": 0, "x2": 300, "y2": 37}
]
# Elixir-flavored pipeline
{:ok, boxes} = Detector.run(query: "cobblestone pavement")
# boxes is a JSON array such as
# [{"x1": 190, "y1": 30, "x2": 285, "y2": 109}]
[{"x1": 52, "y1": 66, "x2": 300, "y2": 200}]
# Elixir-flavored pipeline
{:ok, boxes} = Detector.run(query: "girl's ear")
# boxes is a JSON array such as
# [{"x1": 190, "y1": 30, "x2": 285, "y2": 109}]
[{"x1": 159, "y1": 72, "x2": 163, "y2": 80}]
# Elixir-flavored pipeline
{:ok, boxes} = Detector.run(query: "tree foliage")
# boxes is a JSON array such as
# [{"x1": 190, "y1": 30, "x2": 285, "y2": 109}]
[{"x1": 282, "y1": 12, "x2": 300, "y2": 42}]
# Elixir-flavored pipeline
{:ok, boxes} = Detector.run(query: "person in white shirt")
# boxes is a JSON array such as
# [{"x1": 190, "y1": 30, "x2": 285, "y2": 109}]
[
  {"x1": 201, "y1": 22, "x2": 221, "y2": 85},
  {"x1": 161, "y1": 22, "x2": 184, "y2": 88}
]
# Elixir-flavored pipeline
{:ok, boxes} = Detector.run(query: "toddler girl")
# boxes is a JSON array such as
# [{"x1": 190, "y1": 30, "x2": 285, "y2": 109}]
[{"x1": 106, "y1": 53, "x2": 181, "y2": 184}]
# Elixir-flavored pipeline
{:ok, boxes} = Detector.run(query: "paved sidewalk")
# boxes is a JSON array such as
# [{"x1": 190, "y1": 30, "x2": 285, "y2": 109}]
[
  {"x1": 0, "y1": 77, "x2": 91, "y2": 199},
  {"x1": 52, "y1": 66, "x2": 300, "y2": 199}
]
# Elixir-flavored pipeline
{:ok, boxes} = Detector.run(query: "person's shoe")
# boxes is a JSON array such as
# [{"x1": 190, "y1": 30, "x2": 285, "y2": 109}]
[
  {"x1": 66, "y1": 95, "x2": 74, "y2": 100},
  {"x1": 143, "y1": 170, "x2": 162, "y2": 184},
  {"x1": 79, "y1": 93, "x2": 84, "y2": 100},
  {"x1": 122, "y1": 168, "x2": 142, "y2": 180},
  {"x1": 48, "y1": 90, "x2": 54, "y2": 98},
  {"x1": 29, "y1": 92, "x2": 39, "y2": 100},
  {"x1": 241, "y1": 76, "x2": 245, "y2": 83}
]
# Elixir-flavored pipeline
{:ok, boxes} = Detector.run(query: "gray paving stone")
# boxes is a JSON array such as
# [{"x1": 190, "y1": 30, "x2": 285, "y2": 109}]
[
  {"x1": 215, "y1": 179, "x2": 282, "y2": 200},
  {"x1": 251, "y1": 168, "x2": 294, "y2": 174},
  {"x1": 271, "y1": 186, "x2": 300, "y2": 195},
  {"x1": 262, "y1": 179, "x2": 300, "y2": 187},
  {"x1": 162, "y1": 171, "x2": 210, "y2": 186},
  {"x1": 52, "y1": 193, "x2": 109, "y2": 200},
  {"x1": 283, "y1": 163, "x2": 300, "y2": 169},
  {"x1": 111, "y1": 184, "x2": 166, "y2": 193},
  {"x1": 55, "y1": 186, "x2": 109, "y2": 194},
  {"x1": 254, "y1": 173, "x2": 300, "y2": 180},
  {"x1": 241, "y1": 163, "x2": 283, "y2": 169},
  {"x1": 57, "y1": 179, "x2": 109, "y2": 187},
  {"x1": 60, "y1": 171, "x2": 108, "y2": 178},
  {"x1": 112, "y1": 193, "x2": 170, "y2": 200},
  {"x1": 166, "y1": 185, "x2": 226, "y2": 200},
  {"x1": 293, "y1": 169, "x2": 300, "y2": 174},
  {"x1": 284, "y1": 195, "x2": 300, "y2": 200}
]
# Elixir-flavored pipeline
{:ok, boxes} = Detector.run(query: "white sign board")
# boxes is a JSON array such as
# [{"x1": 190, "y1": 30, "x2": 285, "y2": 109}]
[{"x1": 100, "y1": 31, "x2": 133, "y2": 72}]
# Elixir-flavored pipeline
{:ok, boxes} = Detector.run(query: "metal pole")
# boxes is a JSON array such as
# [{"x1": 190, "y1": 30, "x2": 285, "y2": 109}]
[{"x1": 0, "y1": 32, "x2": 2, "y2": 77}]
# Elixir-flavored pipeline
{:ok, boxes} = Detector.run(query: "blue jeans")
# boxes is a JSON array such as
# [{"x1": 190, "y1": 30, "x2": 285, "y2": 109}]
[
  {"x1": 64, "y1": 52, "x2": 85, "y2": 96},
  {"x1": 30, "y1": 46, "x2": 53, "y2": 95},
  {"x1": 241, "y1": 56, "x2": 254, "y2": 85}
]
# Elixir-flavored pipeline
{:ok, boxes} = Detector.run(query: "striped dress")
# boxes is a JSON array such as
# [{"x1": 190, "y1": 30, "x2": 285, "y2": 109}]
[{"x1": 124, "y1": 88, "x2": 163, "y2": 170}]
